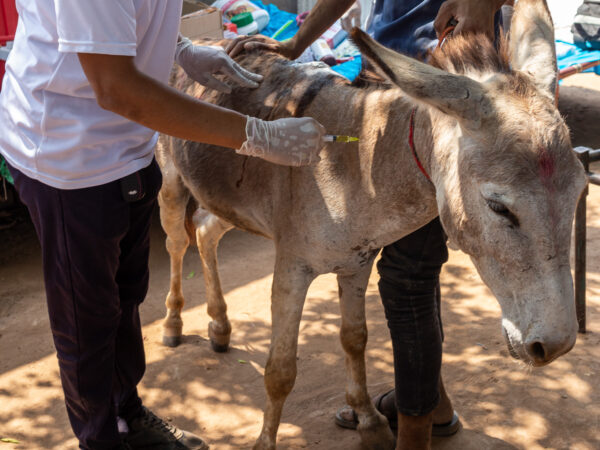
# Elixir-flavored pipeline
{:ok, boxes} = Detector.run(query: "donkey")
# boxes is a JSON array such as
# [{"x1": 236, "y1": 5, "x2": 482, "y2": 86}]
[{"x1": 156, "y1": 0, "x2": 587, "y2": 448}]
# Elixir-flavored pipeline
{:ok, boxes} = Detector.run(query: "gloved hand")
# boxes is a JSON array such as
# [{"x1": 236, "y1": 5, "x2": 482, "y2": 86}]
[
  {"x1": 175, "y1": 35, "x2": 263, "y2": 93},
  {"x1": 237, "y1": 116, "x2": 326, "y2": 166},
  {"x1": 341, "y1": 1, "x2": 362, "y2": 32}
]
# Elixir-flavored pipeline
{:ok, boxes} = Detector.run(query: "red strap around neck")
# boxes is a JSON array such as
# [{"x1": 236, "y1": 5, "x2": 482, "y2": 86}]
[
  {"x1": 406, "y1": 25, "x2": 454, "y2": 183},
  {"x1": 408, "y1": 108, "x2": 432, "y2": 182}
]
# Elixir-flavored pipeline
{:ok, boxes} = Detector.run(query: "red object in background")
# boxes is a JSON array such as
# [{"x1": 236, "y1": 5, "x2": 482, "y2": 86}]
[
  {"x1": 0, "y1": 0, "x2": 19, "y2": 88},
  {"x1": 224, "y1": 22, "x2": 238, "y2": 33},
  {"x1": 0, "y1": 0, "x2": 18, "y2": 44}
]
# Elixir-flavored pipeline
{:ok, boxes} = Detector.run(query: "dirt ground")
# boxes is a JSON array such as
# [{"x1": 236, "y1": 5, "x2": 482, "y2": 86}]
[{"x1": 1, "y1": 76, "x2": 600, "y2": 450}]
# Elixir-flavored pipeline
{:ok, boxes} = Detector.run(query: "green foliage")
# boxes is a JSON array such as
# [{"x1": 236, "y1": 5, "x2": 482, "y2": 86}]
[{"x1": 0, "y1": 156, "x2": 13, "y2": 185}]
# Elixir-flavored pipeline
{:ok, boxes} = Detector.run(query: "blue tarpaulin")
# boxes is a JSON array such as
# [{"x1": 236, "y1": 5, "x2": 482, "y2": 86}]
[{"x1": 556, "y1": 40, "x2": 600, "y2": 80}]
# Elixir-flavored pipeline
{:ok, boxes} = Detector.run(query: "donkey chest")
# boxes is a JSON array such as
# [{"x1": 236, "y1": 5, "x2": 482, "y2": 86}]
[{"x1": 293, "y1": 214, "x2": 434, "y2": 274}]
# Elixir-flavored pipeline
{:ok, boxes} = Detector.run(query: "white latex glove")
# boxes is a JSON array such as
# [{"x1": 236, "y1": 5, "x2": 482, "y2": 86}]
[
  {"x1": 341, "y1": 1, "x2": 362, "y2": 32},
  {"x1": 175, "y1": 36, "x2": 263, "y2": 93},
  {"x1": 237, "y1": 116, "x2": 326, "y2": 166}
]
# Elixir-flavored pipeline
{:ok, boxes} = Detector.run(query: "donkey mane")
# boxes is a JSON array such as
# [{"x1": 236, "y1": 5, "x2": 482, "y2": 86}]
[
  {"x1": 350, "y1": 68, "x2": 392, "y2": 89},
  {"x1": 345, "y1": 32, "x2": 536, "y2": 101},
  {"x1": 429, "y1": 33, "x2": 510, "y2": 74},
  {"x1": 429, "y1": 33, "x2": 537, "y2": 100}
]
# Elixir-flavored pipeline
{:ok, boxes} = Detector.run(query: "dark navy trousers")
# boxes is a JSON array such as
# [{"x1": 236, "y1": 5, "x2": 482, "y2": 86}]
[
  {"x1": 377, "y1": 218, "x2": 448, "y2": 416},
  {"x1": 8, "y1": 160, "x2": 162, "y2": 449}
]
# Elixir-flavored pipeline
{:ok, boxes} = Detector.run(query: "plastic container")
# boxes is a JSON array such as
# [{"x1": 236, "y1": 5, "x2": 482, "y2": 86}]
[
  {"x1": 320, "y1": 20, "x2": 347, "y2": 49},
  {"x1": 297, "y1": 13, "x2": 346, "y2": 49},
  {"x1": 231, "y1": 12, "x2": 258, "y2": 35},
  {"x1": 213, "y1": 0, "x2": 269, "y2": 32},
  {"x1": 310, "y1": 38, "x2": 336, "y2": 66}
]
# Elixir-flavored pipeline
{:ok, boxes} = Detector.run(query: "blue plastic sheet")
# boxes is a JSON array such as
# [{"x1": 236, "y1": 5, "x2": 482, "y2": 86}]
[
  {"x1": 250, "y1": 0, "x2": 299, "y2": 40},
  {"x1": 556, "y1": 40, "x2": 600, "y2": 80}
]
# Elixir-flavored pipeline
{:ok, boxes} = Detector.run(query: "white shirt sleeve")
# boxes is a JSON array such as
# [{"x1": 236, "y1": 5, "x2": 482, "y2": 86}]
[{"x1": 54, "y1": 0, "x2": 137, "y2": 56}]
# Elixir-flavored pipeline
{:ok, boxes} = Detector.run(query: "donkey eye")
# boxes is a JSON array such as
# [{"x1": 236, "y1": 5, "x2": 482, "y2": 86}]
[
  {"x1": 487, "y1": 200, "x2": 520, "y2": 228},
  {"x1": 487, "y1": 199, "x2": 508, "y2": 213}
]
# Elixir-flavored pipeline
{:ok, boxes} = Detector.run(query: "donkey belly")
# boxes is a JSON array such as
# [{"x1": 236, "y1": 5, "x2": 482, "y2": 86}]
[{"x1": 169, "y1": 137, "x2": 277, "y2": 239}]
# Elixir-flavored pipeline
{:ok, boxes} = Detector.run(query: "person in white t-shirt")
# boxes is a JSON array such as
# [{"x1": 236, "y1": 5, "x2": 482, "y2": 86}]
[{"x1": 0, "y1": 1, "x2": 326, "y2": 449}]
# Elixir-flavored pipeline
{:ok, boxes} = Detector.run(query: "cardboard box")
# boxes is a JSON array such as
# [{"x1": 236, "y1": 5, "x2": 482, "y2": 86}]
[{"x1": 181, "y1": 1, "x2": 224, "y2": 40}]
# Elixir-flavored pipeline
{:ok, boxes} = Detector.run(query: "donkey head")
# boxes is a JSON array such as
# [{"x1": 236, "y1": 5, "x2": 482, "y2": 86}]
[{"x1": 353, "y1": 0, "x2": 588, "y2": 366}]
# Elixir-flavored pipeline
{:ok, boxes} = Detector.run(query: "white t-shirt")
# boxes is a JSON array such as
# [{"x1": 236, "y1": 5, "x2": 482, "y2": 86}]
[{"x1": 0, "y1": 0, "x2": 183, "y2": 189}]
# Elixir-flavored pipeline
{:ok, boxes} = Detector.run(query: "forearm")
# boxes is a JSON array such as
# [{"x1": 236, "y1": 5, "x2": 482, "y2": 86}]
[
  {"x1": 288, "y1": 0, "x2": 356, "y2": 59},
  {"x1": 79, "y1": 52, "x2": 325, "y2": 166},
  {"x1": 114, "y1": 73, "x2": 247, "y2": 149},
  {"x1": 80, "y1": 54, "x2": 246, "y2": 149}
]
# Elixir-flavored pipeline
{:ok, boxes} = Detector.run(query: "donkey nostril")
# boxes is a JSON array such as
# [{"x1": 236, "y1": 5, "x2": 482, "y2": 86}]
[{"x1": 527, "y1": 341, "x2": 546, "y2": 361}]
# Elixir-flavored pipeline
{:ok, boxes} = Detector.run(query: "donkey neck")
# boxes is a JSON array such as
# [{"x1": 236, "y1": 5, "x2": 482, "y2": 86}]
[{"x1": 318, "y1": 83, "x2": 442, "y2": 240}]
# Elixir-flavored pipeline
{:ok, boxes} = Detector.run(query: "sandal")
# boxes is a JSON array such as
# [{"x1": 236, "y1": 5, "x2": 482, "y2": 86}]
[
  {"x1": 334, "y1": 390, "x2": 461, "y2": 437},
  {"x1": 432, "y1": 411, "x2": 461, "y2": 437}
]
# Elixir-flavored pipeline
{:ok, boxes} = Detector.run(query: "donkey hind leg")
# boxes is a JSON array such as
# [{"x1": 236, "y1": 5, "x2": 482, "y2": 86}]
[
  {"x1": 338, "y1": 268, "x2": 396, "y2": 450},
  {"x1": 158, "y1": 174, "x2": 191, "y2": 348},
  {"x1": 192, "y1": 207, "x2": 234, "y2": 352},
  {"x1": 253, "y1": 253, "x2": 316, "y2": 450}
]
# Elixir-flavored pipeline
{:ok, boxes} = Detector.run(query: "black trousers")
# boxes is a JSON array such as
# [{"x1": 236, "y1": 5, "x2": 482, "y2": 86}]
[
  {"x1": 377, "y1": 218, "x2": 448, "y2": 416},
  {"x1": 8, "y1": 160, "x2": 162, "y2": 450}
]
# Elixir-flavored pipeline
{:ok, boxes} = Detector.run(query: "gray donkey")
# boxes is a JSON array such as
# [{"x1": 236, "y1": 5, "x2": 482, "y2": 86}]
[{"x1": 155, "y1": 0, "x2": 587, "y2": 448}]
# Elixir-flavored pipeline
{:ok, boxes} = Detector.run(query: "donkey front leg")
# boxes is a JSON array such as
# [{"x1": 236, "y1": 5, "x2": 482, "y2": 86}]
[
  {"x1": 253, "y1": 253, "x2": 316, "y2": 450},
  {"x1": 192, "y1": 208, "x2": 234, "y2": 352},
  {"x1": 338, "y1": 268, "x2": 396, "y2": 450},
  {"x1": 158, "y1": 175, "x2": 190, "y2": 347}
]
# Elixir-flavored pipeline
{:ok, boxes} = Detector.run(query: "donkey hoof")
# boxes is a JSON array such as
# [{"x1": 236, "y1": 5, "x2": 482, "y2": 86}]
[
  {"x1": 162, "y1": 334, "x2": 182, "y2": 348},
  {"x1": 208, "y1": 320, "x2": 231, "y2": 353},
  {"x1": 358, "y1": 415, "x2": 396, "y2": 450},
  {"x1": 210, "y1": 340, "x2": 229, "y2": 353}
]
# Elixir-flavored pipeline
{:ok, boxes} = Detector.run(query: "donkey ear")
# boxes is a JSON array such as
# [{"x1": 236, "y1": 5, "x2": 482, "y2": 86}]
[
  {"x1": 508, "y1": 0, "x2": 557, "y2": 96},
  {"x1": 350, "y1": 27, "x2": 492, "y2": 128}
]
